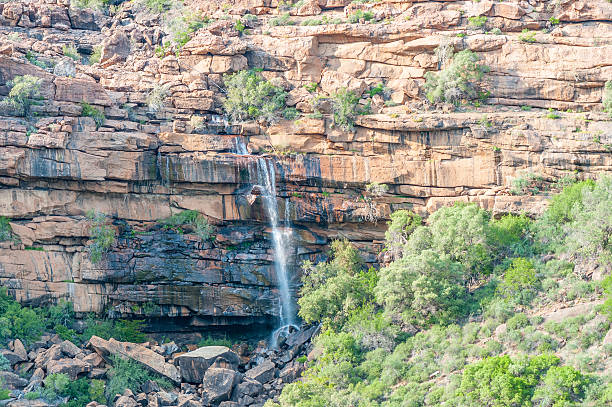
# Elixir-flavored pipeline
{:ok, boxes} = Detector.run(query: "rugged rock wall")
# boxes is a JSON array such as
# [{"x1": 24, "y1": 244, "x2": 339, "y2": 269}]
[{"x1": 0, "y1": 0, "x2": 610, "y2": 328}]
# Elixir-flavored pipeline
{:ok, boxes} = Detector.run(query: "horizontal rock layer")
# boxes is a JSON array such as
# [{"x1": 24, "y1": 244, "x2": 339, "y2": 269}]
[{"x1": 0, "y1": 0, "x2": 610, "y2": 327}]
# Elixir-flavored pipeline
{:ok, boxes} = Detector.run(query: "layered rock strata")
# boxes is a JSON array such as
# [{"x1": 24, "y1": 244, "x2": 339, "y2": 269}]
[{"x1": 0, "y1": 0, "x2": 610, "y2": 326}]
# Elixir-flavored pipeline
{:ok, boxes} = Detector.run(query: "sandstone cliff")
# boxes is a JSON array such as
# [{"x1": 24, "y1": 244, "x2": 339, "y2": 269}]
[{"x1": 0, "y1": 0, "x2": 610, "y2": 328}]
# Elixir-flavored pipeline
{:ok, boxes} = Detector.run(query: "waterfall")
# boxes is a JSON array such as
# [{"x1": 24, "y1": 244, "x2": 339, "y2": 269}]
[{"x1": 234, "y1": 138, "x2": 298, "y2": 345}]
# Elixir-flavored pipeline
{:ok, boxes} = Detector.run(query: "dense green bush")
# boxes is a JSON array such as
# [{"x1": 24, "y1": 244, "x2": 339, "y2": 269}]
[
  {"x1": 424, "y1": 50, "x2": 488, "y2": 106},
  {"x1": 86, "y1": 210, "x2": 116, "y2": 263},
  {"x1": 298, "y1": 240, "x2": 375, "y2": 326},
  {"x1": 0, "y1": 217, "x2": 13, "y2": 242},
  {"x1": 159, "y1": 210, "x2": 215, "y2": 241},
  {"x1": 81, "y1": 102, "x2": 105, "y2": 129},
  {"x1": 40, "y1": 373, "x2": 105, "y2": 407},
  {"x1": 1, "y1": 75, "x2": 43, "y2": 117},
  {"x1": 376, "y1": 250, "x2": 468, "y2": 327},
  {"x1": 604, "y1": 80, "x2": 612, "y2": 113},
  {"x1": 0, "y1": 288, "x2": 45, "y2": 345},
  {"x1": 62, "y1": 44, "x2": 80, "y2": 61},
  {"x1": 330, "y1": 87, "x2": 362, "y2": 131},
  {"x1": 223, "y1": 70, "x2": 288, "y2": 123},
  {"x1": 497, "y1": 258, "x2": 539, "y2": 305},
  {"x1": 383, "y1": 210, "x2": 422, "y2": 260},
  {"x1": 106, "y1": 357, "x2": 172, "y2": 400}
]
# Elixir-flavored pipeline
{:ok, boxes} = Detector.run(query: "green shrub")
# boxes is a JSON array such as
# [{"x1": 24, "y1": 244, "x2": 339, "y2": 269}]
[
  {"x1": 604, "y1": 81, "x2": 612, "y2": 113},
  {"x1": 383, "y1": 210, "x2": 422, "y2": 259},
  {"x1": 510, "y1": 172, "x2": 544, "y2": 195},
  {"x1": 519, "y1": 29, "x2": 537, "y2": 42},
  {"x1": 497, "y1": 258, "x2": 539, "y2": 305},
  {"x1": 269, "y1": 13, "x2": 294, "y2": 27},
  {"x1": 222, "y1": 70, "x2": 287, "y2": 123},
  {"x1": 146, "y1": 83, "x2": 171, "y2": 113},
  {"x1": 80, "y1": 314, "x2": 114, "y2": 342},
  {"x1": 532, "y1": 365, "x2": 590, "y2": 406},
  {"x1": 549, "y1": 17, "x2": 560, "y2": 25},
  {"x1": 114, "y1": 320, "x2": 147, "y2": 343},
  {"x1": 468, "y1": 16, "x2": 487, "y2": 28},
  {"x1": 0, "y1": 355, "x2": 10, "y2": 371},
  {"x1": 89, "y1": 46, "x2": 102, "y2": 65},
  {"x1": 563, "y1": 176, "x2": 612, "y2": 265},
  {"x1": 235, "y1": 19, "x2": 245, "y2": 33},
  {"x1": 0, "y1": 288, "x2": 45, "y2": 345},
  {"x1": 138, "y1": 0, "x2": 173, "y2": 13},
  {"x1": 159, "y1": 210, "x2": 215, "y2": 241},
  {"x1": 70, "y1": 0, "x2": 108, "y2": 10},
  {"x1": 489, "y1": 214, "x2": 532, "y2": 256},
  {"x1": 106, "y1": 357, "x2": 171, "y2": 400},
  {"x1": 62, "y1": 44, "x2": 80, "y2": 61},
  {"x1": 0, "y1": 217, "x2": 12, "y2": 241},
  {"x1": 164, "y1": 9, "x2": 209, "y2": 50},
  {"x1": 304, "y1": 82, "x2": 318, "y2": 93},
  {"x1": 298, "y1": 240, "x2": 375, "y2": 326},
  {"x1": 198, "y1": 335, "x2": 233, "y2": 348},
  {"x1": 348, "y1": 10, "x2": 374, "y2": 23},
  {"x1": 376, "y1": 249, "x2": 468, "y2": 327},
  {"x1": 1, "y1": 75, "x2": 43, "y2": 117},
  {"x1": 81, "y1": 102, "x2": 105, "y2": 129},
  {"x1": 456, "y1": 354, "x2": 560, "y2": 406},
  {"x1": 86, "y1": 210, "x2": 116, "y2": 264},
  {"x1": 424, "y1": 50, "x2": 488, "y2": 105},
  {"x1": 330, "y1": 87, "x2": 362, "y2": 131}
]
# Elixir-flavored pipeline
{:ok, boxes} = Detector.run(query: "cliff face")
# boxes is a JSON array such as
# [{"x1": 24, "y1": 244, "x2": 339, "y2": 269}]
[{"x1": 0, "y1": 0, "x2": 610, "y2": 328}]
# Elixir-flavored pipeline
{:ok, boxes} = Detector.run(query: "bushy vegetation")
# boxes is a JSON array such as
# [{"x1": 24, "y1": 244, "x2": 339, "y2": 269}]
[
  {"x1": 106, "y1": 357, "x2": 172, "y2": 400},
  {"x1": 159, "y1": 210, "x2": 215, "y2": 241},
  {"x1": 330, "y1": 87, "x2": 367, "y2": 131},
  {"x1": 62, "y1": 44, "x2": 80, "y2": 61},
  {"x1": 222, "y1": 70, "x2": 288, "y2": 123},
  {"x1": 348, "y1": 10, "x2": 374, "y2": 23},
  {"x1": 424, "y1": 50, "x2": 489, "y2": 106},
  {"x1": 0, "y1": 217, "x2": 13, "y2": 242},
  {"x1": 86, "y1": 210, "x2": 116, "y2": 263},
  {"x1": 604, "y1": 80, "x2": 612, "y2": 113},
  {"x1": 146, "y1": 83, "x2": 171, "y2": 113},
  {"x1": 81, "y1": 102, "x2": 105, "y2": 129},
  {"x1": 70, "y1": 0, "x2": 109, "y2": 10},
  {"x1": 1, "y1": 75, "x2": 43, "y2": 117},
  {"x1": 38, "y1": 373, "x2": 105, "y2": 407},
  {"x1": 89, "y1": 46, "x2": 102, "y2": 65},
  {"x1": 270, "y1": 176, "x2": 612, "y2": 407}
]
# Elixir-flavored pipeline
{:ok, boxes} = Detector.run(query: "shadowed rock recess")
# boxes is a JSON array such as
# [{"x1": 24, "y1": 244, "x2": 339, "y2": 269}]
[{"x1": 0, "y1": 0, "x2": 610, "y2": 333}]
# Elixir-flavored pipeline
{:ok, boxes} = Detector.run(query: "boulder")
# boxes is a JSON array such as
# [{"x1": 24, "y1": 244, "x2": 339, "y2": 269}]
[
  {"x1": 88, "y1": 336, "x2": 180, "y2": 383},
  {"x1": 12, "y1": 339, "x2": 27, "y2": 361},
  {"x1": 201, "y1": 368, "x2": 238, "y2": 404},
  {"x1": 46, "y1": 358, "x2": 92, "y2": 379},
  {"x1": 156, "y1": 391, "x2": 178, "y2": 407},
  {"x1": 286, "y1": 326, "x2": 319, "y2": 348},
  {"x1": 234, "y1": 377, "x2": 262, "y2": 398},
  {"x1": 245, "y1": 360, "x2": 275, "y2": 384},
  {"x1": 59, "y1": 341, "x2": 81, "y2": 358},
  {"x1": 113, "y1": 396, "x2": 138, "y2": 407},
  {"x1": 174, "y1": 346, "x2": 239, "y2": 384},
  {"x1": 101, "y1": 31, "x2": 130, "y2": 63},
  {"x1": 2, "y1": 349, "x2": 26, "y2": 365},
  {"x1": 0, "y1": 370, "x2": 28, "y2": 389}
]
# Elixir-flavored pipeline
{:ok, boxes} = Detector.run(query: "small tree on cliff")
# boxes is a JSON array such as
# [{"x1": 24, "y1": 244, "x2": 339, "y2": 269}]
[
  {"x1": 86, "y1": 210, "x2": 116, "y2": 264},
  {"x1": 222, "y1": 70, "x2": 288, "y2": 123},
  {"x1": 424, "y1": 50, "x2": 489, "y2": 106},
  {"x1": 1, "y1": 75, "x2": 43, "y2": 117}
]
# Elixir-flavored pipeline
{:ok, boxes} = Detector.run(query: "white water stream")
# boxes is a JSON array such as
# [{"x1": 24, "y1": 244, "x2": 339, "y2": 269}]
[{"x1": 234, "y1": 139, "x2": 298, "y2": 346}]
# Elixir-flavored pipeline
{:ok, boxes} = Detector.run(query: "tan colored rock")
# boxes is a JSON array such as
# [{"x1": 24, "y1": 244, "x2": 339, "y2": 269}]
[
  {"x1": 175, "y1": 346, "x2": 240, "y2": 384},
  {"x1": 88, "y1": 336, "x2": 180, "y2": 383}
]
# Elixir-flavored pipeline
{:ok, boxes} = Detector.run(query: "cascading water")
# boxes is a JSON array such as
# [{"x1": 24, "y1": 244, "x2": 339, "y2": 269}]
[{"x1": 234, "y1": 138, "x2": 298, "y2": 346}]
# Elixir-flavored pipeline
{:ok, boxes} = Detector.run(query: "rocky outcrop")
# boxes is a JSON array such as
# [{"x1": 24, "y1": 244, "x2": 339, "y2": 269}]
[{"x1": 0, "y1": 0, "x2": 610, "y2": 327}]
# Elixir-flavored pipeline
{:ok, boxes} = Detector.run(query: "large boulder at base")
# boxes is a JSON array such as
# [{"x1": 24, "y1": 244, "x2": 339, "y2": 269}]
[
  {"x1": 46, "y1": 358, "x2": 92, "y2": 379},
  {"x1": 174, "y1": 346, "x2": 240, "y2": 384},
  {"x1": 245, "y1": 360, "x2": 275, "y2": 384},
  {"x1": 0, "y1": 370, "x2": 28, "y2": 389},
  {"x1": 201, "y1": 368, "x2": 239, "y2": 404},
  {"x1": 87, "y1": 336, "x2": 180, "y2": 383},
  {"x1": 234, "y1": 377, "x2": 262, "y2": 398}
]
